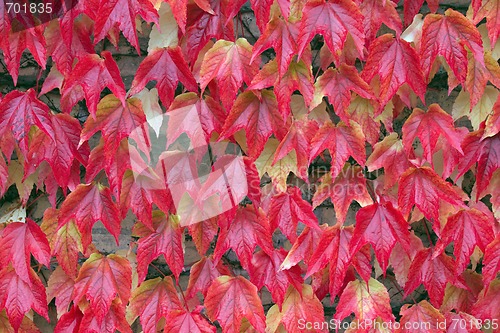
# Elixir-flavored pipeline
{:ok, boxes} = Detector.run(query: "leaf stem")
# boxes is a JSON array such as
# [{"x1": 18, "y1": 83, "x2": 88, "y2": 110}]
[{"x1": 423, "y1": 219, "x2": 434, "y2": 247}]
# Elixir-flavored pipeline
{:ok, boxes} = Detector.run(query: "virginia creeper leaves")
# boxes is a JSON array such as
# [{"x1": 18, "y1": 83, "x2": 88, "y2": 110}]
[
  {"x1": 72, "y1": 253, "x2": 132, "y2": 322},
  {"x1": 0, "y1": 89, "x2": 55, "y2": 156},
  {"x1": 128, "y1": 276, "x2": 182, "y2": 333},
  {"x1": 0, "y1": 0, "x2": 499, "y2": 330},
  {"x1": 205, "y1": 275, "x2": 266, "y2": 333},
  {"x1": 200, "y1": 38, "x2": 258, "y2": 110},
  {"x1": 420, "y1": 9, "x2": 484, "y2": 83},
  {"x1": 60, "y1": 51, "x2": 126, "y2": 116},
  {"x1": 335, "y1": 278, "x2": 394, "y2": 323},
  {"x1": 351, "y1": 201, "x2": 411, "y2": 273},
  {"x1": 58, "y1": 182, "x2": 122, "y2": 249},
  {"x1": 398, "y1": 166, "x2": 466, "y2": 222},
  {"x1": 95, "y1": 0, "x2": 158, "y2": 52},
  {"x1": 362, "y1": 34, "x2": 426, "y2": 108},
  {"x1": 129, "y1": 47, "x2": 198, "y2": 108},
  {"x1": 220, "y1": 90, "x2": 286, "y2": 159},
  {"x1": 0, "y1": 219, "x2": 51, "y2": 285},
  {"x1": 297, "y1": 0, "x2": 365, "y2": 61}
]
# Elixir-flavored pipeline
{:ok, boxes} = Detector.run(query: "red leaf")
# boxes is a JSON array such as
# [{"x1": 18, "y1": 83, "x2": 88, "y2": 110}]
[
  {"x1": 205, "y1": 275, "x2": 266, "y2": 333},
  {"x1": 0, "y1": 156, "x2": 8, "y2": 197},
  {"x1": 297, "y1": 0, "x2": 365, "y2": 62},
  {"x1": 0, "y1": 89, "x2": 55, "y2": 156},
  {"x1": 186, "y1": 256, "x2": 231, "y2": 299},
  {"x1": 59, "y1": 182, "x2": 122, "y2": 249},
  {"x1": 367, "y1": 133, "x2": 414, "y2": 189},
  {"x1": 79, "y1": 299, "x2": 132, "y2": 333},
  {"x1": 80, "y1": 94, "x2": 147, "y2": 153},
  {"x1": 399, "y1": 301, "x2": 445, "y2": 333},
  {"x1": 398, "y1": 166, "x2": 466, "y2": 222},
  {"x1": 129, "y1": 47, "x2": 199, "y2": 108},
  {"x1": 268, "y1": 186, "x2": 320, "y2": 242},
  {"x1": 441, "y1": 270, "x2": 484, "y2": 313},
  {"x1": 27, "y1": 113, "x2": 89, "y2": 189},
  {"x1": 135, "y1": 211, "x2": 185, "y2": 282},
  {"x1": 405, "y1": 248, "x2": 467, "y2": 307},
  {"x1": 312, "y1": 165, "x2": 373, "y2": 225},
  {"x1": 335, "y1": 278, "x2": 394, "y2": 322},
  {"x1": 310, "y1": 121, "x2": 366, "y2": 180},
  {"x1": 471, "y1": 279, "x2": 500, "y2": 322},
  {"x1": 92, "y1": 0, "x2": 158, "y2": 52},
  {"x1": 483, "y1": 236, "x2": 500, "y2": 288},
  {"x1": 165, "y1": 93, "x2": 226, "y2": 147},
  {"x1": 0, "y1": 266, "x2": 48, "y2": 331},
  {"x1": 0, "y1": 219, "x2": 51, "y2": 285},
  {"x1": 435, "y1": 208, "x2": 495, "y2": 275},
  {"x1": 249, "y1": 249, "x2": 303, "y2": 307},
  {"x1": 402, "y1": 104, "x2": 465, "y2": 163},
  {"x1": 45, "y1": 17, "x2": 94, "y2": 75},
  {"x1": 85, "y1": 139, "x2": 136, "y2": 200},
  {"x1": 444, "y1": 312, "x2": 483, "y2": 333},
  {"x1": 484, "y1": 95, "x2": 500, "y2": 138},
  {"x1": 265, "y1": 285, "x2": 327, "y2": 333},
  {"x1": 457, "y1": 129, "x2": 500, "y2": 198},
  {"x1": 251, "y1": 17, "x2": 299, "y2": 76},
  {"x1": 248, "y1": 59, "x2": 315, "y2": 119},
  {"x1": 281, "y1": 225, "x2": 325, "y2": 270},
  {"x1": 360, "y1": 0, "x2": 402, "y2": 44},
  {"x1": 47, "y1": 267, "x2": 76, "y2": 318},
  {"x1": 472, "y1": 0, "x2": 500, "y2": 46},
  {"x1": 60, "y1": 51, "x2": 126, "y2": 116},
  {"x1": 351, "y1": 201, "x2": 411, "y2": 273},
  {"x1": 273, "y1": 119, "x2": 318, "y2": 180},
  {"x1": 128, "y1": 277, "x2": 183, "y2": 333},
  {"x1": 187, "y1": 218, "x2": 219, "y2": 256},
  {"x1": 72, "y1": 253, "x2": 132, "y2": 322},
  {"x1": 220, "y1": 90, "x2": 286, "y2": 159},
  {"x1": 465, "y1": 51, "x2": 500, "y2": 110},
  {"x1": 420, "y1": 9, "x2": 484, "y2": 83},
  {"x1": 389, "y1": 231, "x2": 424, "y2": 288},
  {"x1": 165, "y1": 308, "x2": 216, "y2": 333},
  {"x1": 362, "y1": 34, "x2": 426, "y2": 108},
  {"x1": 313, "y1": 64, "x2": 374, "y2": 123},
  {"x1": 54, "y1": 306, "x2": 83, "y2": 333},
  {"x1": 200, "y1": 38, "x2": 259, "y2": 110},
  {"x1": 403, "y1": 0, "x2": 440, "y2": 27},
  {"x1": 305, "y1": 225, "x2": 369, "y2": 298},
  {"x1": 249, "y1": 0, "x2": 274, "y2": 32},
  {"x1": 120, "y1": 171, "x2": 155, "y2": 230},
  {"x1": 2, "y1": 25, "x2": 46, "y2": 86},
  {"x1": 41, "y1": 208, "x2": 83, "y2": 278},
  {"x1": 166, "y1": 0, "x2": 213, "y2": 33},
  {"x1": 184, "y1": 0, "x2": 234, "y2": 63},
  {"x1": 213, "y1": 205, "x2": 274, "y2": 269}
]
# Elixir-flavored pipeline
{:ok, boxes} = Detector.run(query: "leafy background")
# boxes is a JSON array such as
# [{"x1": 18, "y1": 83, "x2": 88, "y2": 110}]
[{"x1": 0, "y1": 0, "x2": 499, "y2": 332}]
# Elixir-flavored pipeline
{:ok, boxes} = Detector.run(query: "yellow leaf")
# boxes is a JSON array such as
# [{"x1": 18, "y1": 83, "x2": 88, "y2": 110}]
[
  {"x1": 148, "y1": 2, "x2": 178, "y2": 52},
  {"x1": 453, "y1": 86, "x2": 499, "y2": 129},
  {"x1": 7, "y1": 160, "x2": 37, "y2": 205},
  {"x1": 255, "y1": 139, "x2": 298, "y2": 192}
]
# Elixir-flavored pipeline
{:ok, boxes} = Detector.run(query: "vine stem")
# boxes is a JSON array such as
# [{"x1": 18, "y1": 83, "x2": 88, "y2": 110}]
[
  {"x1": 176, "y1": 280, "x2": 189, "y2": 310},
  {"x1": 389, "y1": 275, "x2": 417, "y2": 305},
  {"x1": 149, "y1": 262, "x2": 166, "y2": 278},
  {"x1": 423, "y1": 219, "x2": 434, "y2": 247}
]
